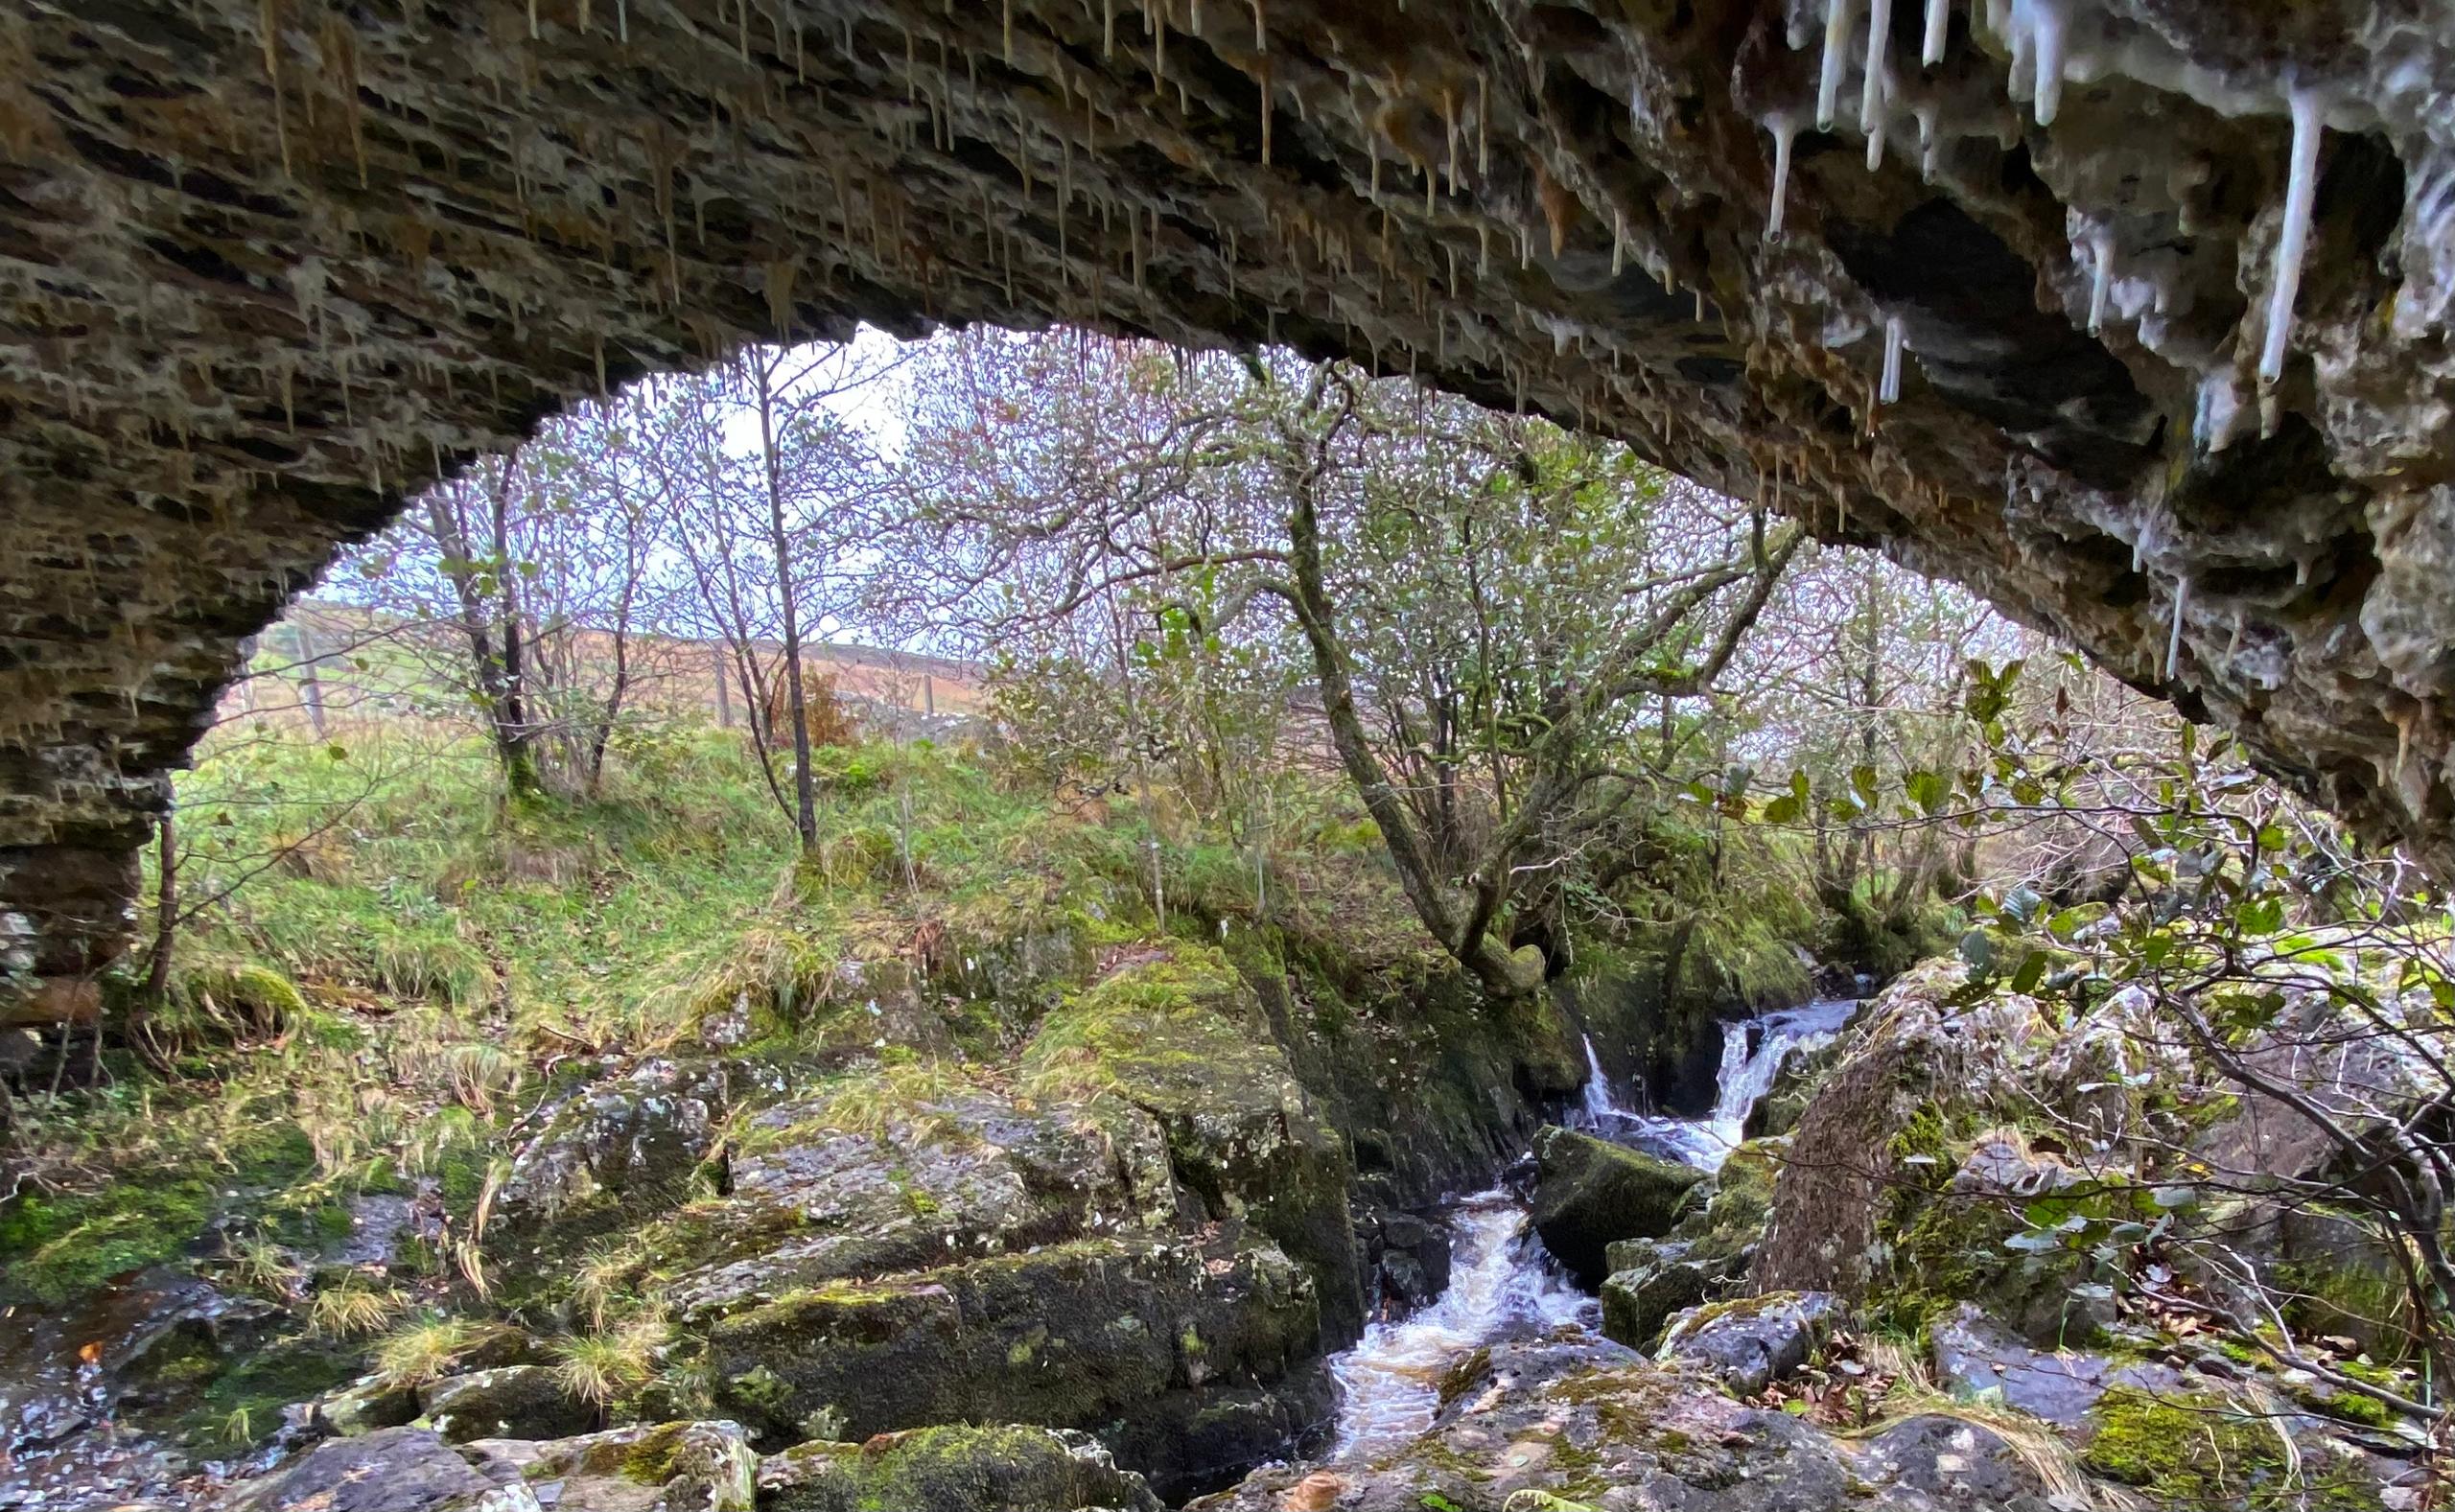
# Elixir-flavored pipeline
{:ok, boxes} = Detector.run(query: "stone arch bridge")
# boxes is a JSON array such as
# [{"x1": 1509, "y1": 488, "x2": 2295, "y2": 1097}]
[{"x1": 2, "y1": 0, "x2": 2449, "y2": 1006}]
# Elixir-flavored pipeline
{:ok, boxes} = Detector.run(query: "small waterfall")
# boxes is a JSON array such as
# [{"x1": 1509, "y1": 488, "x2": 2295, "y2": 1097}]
[
  {"x1": 1325, "y1": 998, "x2": 1859, "y2": 1455},
  {"x1": 1580, "y1": 997, "x2": 1859, "y2": 1172},
  {"x1": 1327, "y1": 1194, "x2": 1592, "y2": 1464}
]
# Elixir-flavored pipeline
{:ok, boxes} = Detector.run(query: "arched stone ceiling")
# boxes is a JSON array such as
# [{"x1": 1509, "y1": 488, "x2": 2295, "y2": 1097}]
[{"x1": 2, "y1": 0, "x2": 2450, "y2": 995}]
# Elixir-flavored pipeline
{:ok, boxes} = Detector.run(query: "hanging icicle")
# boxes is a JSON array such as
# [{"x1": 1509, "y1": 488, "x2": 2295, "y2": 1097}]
[
  {"x1": 1922, "y1": 0, "x2": 1948, "y2": 63},
  {"x1": 2164, "y1": 576, "x2": 2189, "y2": 678},
  {"x1": 1817, "y1": 0, "x2": 1858, "y2": 130},
  {"x1": 1879, "y1": 315, "x2": 1905, "y2": 403},
  {"x1": 2258, "y1": 86, "x2": 2324, "y2": 386},
  {"x1": 1765, "y1": 112, "x2": 1803, "y2": 239}
]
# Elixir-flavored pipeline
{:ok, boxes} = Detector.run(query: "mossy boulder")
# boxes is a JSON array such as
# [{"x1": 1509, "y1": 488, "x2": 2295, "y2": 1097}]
[
  {"x1": 1600, "y1": 1240, "x2": 1716, "y2": 1351},
  {"x1": 420, "y1": 1363, "x2": 596, "y2": 1444},
  {"x1": 643, "y1": 1069, "x2": 1175, "y2": 1314},
  {"x1": 705, "y1": 1233, "x2": 1325, "y2": 1499},
  {"x1": 1021, "y1": 942, "x2": 1363, "y2": 1345},
  {"x1": 1530, "y1": 1125, "x2": 1705, "y2": 1286},
  {"x1": 760, "y1": 1424, "x2": 1160, "y2": 1512}
]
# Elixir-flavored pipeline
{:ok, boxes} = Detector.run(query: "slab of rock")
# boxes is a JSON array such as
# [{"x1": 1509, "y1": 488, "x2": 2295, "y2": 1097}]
[
  {"x1": 706, "y1": 1234, "x2": 1325, "y2": 1500},
  {"x1": 1858, "y1": 1413, "x2": 2051, "y2": 1510},
  {"x1": 210, "y1": 1427, "x2": 505, "y2": 1512},
  {"x1": 1529, "y1": 1125, "x2": 1705, "y2": 1286},
  {"x1": 1192, "y1": 1336, "x2": 1962, "y2": 1512},
  {"x1": 461, "y1": 1420, "x2": 759, "y2": 1512},
  {"x1": 490, "y1": 1058, "x2": 735, "y2": 1269},
  {"x1": 1929, "y1": 1303, "x2": 2185, "y2": 1426},
  {"x1": 1657, "y1": 1291, "x2": 1837, "y2": 1396},
  {"x1": 760, "y1": 1424, "x2": 1161, "y2": 1512}
]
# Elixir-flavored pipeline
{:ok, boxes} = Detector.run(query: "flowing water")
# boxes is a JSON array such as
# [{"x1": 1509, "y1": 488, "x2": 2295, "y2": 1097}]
[
  {"x1": 1325, "y1": 997, "x2": 1861, "y2": 1462},
  {"x1": 1582, "y1": 996, "x2": 1861, "y2": 1171}
]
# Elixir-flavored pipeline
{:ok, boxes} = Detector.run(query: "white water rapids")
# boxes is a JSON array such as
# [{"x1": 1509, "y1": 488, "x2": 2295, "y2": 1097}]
[{"x1": 1324, "y1": 997, "x2": 1859, "y2": 1464}]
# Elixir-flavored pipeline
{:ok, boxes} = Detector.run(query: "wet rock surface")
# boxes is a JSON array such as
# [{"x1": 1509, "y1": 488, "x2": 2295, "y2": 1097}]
[
  {"x1": 1529, "y1": 1125, "x2": 1706, "y2": 1286},
  {"x1": 1928, "y1": 1303, "x2": 2186, "y2": 1426},
  {"x1": 8, "y1": 1, "x2": 2455, "y2": 990},
  {"x1": 1657, "y1": 1289, "x2": 1837, "y2": 1396}
]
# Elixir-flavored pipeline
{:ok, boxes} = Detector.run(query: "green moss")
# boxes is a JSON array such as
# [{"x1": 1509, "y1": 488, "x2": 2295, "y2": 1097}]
[
  {"x1": 620, "y1": 1421, "x2": 691, "y2": 1484},
  {"x1": 2085, "y1": 1387, "x2": 2383, "y2": 1511},
  {"x1": 0, "y1": 1175, "x2": 216, "y2": 1304}
]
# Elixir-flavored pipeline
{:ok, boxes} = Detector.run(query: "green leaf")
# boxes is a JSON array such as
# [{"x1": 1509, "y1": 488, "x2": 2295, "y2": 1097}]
[
  {"x1": 1906, "y1": 769, "x2": 1950, "y2": 816},
  {"x1": 1852, "y1": 764, "x2": 1880, "y2": 805},
  {"x1": 2009, "y1": 949, "x2": 2048, "y2": 994}
]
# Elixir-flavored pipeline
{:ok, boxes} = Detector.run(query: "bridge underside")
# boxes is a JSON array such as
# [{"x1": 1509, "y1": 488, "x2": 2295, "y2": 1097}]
[{"x1": 3, "y1": 0, "x2": 2450, "y2": 1002}]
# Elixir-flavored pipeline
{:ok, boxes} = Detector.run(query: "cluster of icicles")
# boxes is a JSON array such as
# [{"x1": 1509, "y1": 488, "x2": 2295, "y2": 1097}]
[{"x1": 1763, "y1": 0, "x2": 2330, "y2": 396}]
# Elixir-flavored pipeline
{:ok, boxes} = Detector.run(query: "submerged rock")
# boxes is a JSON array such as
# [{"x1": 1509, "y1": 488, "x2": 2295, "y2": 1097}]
[{"x1": 1529, "y1": 1125, "x2": 1705, "y2": 1287}]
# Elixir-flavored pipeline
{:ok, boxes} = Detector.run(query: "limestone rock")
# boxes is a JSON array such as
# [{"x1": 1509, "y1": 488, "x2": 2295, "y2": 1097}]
[{"x1": 1529, "y1": 1124, "x2": 1706, "y2": 1286}]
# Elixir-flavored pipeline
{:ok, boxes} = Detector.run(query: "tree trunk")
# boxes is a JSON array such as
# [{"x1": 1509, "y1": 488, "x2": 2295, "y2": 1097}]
[{"x1": 754, "y1": 357, "x2": 819, "y2": 849}]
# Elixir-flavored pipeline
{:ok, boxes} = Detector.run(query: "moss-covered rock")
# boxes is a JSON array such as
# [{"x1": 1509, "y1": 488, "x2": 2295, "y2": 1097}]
[
  {"x1": 487, "y1": 1057, "x2": 736, "y2": 1280},
  {"x1": 760, "y1": 1424, "x2": 1161, "y2": 1512},
  {"x1": 643, "y1": 1067, "x2": 1175, "y2": 1315},
  {"x1": 420, "y1": 1363, "x2": 596, "y2": 1444},
  {"x1": 1021, "y1": 942, "x2": 1364, "y2": 1345},
  {"x1": 2084, "y1": 1385, "x2": 2388, "y2": 1510},
  {"x1": 460, "y1": 1419, "x2": 760, "y2": 1511},
  {"x1": 705, "y1": 1233, "x2": 1325, "y2": 1499},
  {"x1": 1530, "y1": 1125, "x2": 1705, "y2": 1286}
]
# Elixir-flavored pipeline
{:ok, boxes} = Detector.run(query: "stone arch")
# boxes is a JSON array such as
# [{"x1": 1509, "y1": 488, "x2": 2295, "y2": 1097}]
[{"x1": 2, "y1": 0, "x2": 2448, "y2": 1002}]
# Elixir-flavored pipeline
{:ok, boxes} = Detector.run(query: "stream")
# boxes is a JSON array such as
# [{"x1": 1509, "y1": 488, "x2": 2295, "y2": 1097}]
[{"x1": 1323, "y1": 997, "x2": 1859, "y2": 1464}]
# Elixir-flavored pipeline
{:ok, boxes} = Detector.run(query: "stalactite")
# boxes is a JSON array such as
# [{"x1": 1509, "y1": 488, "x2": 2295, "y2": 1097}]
[
  {"x1": 1922, "y1": 0, "x2": 1948, "y2": 63},
  {"x1": 1764, "y1": 112, "x2": 1802, "y2": 239},
  {"x1": 1879, "y1": 315, "x2": 1904, "y2": 403}
]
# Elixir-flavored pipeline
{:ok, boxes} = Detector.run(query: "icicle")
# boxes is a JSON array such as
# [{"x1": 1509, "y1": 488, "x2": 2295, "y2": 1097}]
[
  {"x1": 1251, "y1": 0, "x2": 1264, "y2": 51},
  {"x1": 1765, "y1": 111, "x2": 1802, "y2": 240},
  {"x1": 1860, "y1": 0, "x2": 1890, "y2": 134},
  {"x1": 1922, "y1": 0, "x2": 1948, "y2": 63},
  {"x1": 1916, "y1": 104, "x2": 1937, "y2": 177},
  {"x1": 2086, "y1": 228, "x2": 2113, "y2": 334},
  {"x1": 2258, "y1": 86, "x2": 2324, "y2": 387},
  {"x1": 617, "y1": 0, "x2": 628, "y2": 42},
  {"x1": 1817, "y1": 0, "x2": 1857, "y2": 131},
  {"x1": 2164, "y1": 576, "x2": 2188, "y2": 679},
  {"x1": 1154, "y1": 4, "x2": 1165, "y2": 95},
  {"x1": 1879, "y1": 315, "x2": 1904, "y2": 402},
  {"x1": 1104, "y1": 0, "x2": 1114, "y2": 57},
  {"x1": 2030, "y1": 0, "x2": 2066, "y2": 125},
  {"x1": 1611, "y1": 211, "x2": 1625, "y2": 276},
  {"x1": 1259, "y1": 63, "x2": 1273, "y2": 163},
  {"x1": 1477, "y1": 74, "x2": 1489, "y2": 177},
  {"x1": 528, "y1": 0, "x2": 539, "y2": 39}
]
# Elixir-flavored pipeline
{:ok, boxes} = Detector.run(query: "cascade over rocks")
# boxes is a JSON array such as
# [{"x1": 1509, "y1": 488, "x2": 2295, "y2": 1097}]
[{"x1": 4, "y1": 1, "x2": 2454, "y2": 999}]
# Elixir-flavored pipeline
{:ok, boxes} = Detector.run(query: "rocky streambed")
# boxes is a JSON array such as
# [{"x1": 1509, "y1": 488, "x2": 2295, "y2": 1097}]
[{"x1": 5, "y1": 956, "x2": 2432, "y2": 1511}]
